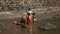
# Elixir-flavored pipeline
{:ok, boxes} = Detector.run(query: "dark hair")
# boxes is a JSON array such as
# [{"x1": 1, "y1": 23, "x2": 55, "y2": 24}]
[
  {"x1": 33, "y1": 13, "x2": 35, "y2": 15},
  {"x1": 27, "y1": 13, "x2": 30, "y2": 16}
]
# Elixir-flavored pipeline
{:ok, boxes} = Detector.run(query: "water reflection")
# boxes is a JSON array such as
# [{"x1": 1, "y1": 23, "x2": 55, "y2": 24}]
[
  {"x1": 12, "y1": 25, "x2": 32, "y2": 34},
  {"x1": 13, "y1": 25, "x2": 17, "y2": 31}
]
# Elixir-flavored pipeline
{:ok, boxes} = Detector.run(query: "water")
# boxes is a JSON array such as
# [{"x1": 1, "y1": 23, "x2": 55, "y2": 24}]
[{"x1": 0, "y1": 19, "x2": 60, "y2": 34}]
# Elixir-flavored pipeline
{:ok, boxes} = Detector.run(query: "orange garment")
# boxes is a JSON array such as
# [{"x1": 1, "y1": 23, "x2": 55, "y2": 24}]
[{"x1": 13, "y1": 21, "x2": 17, "y2": 25}]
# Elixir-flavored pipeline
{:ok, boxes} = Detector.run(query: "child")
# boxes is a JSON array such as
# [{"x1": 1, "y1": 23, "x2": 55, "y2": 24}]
[
  {"x1": 27, "y1": 18, "x2": 31, "y2": 26},
  {"x1": 21, "y1": 15, "x2": 27, "y2": 25}
]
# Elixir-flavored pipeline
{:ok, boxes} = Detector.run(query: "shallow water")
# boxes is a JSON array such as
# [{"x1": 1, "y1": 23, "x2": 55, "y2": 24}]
[{"x1": 0, "y1": 19, "x2": 60, "y2": 34}]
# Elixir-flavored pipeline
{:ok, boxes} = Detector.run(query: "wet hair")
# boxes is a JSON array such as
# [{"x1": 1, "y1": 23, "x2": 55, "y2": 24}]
[
  {"x1": 32, "y1": 13, "x2": 35, "y2": 15},
  {"x1": 27, "y1": 13, "x2": 30, "y2": 16}
]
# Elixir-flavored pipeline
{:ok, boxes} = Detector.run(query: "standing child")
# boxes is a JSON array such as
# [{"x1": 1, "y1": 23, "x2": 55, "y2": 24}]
[
  {"x1": 27, "y1": 18, "x2": 31, "y2": 26},
  {"x1": 21, "y1": 15, "x2": 27, "y2": 25}
]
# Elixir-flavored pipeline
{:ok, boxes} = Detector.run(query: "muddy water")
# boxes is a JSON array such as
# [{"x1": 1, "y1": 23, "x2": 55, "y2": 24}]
[
  {"x1": 0, "y1": 19, "x2": 37, "y2": 34},
  {"x1": 0, "y1": 19, "x2": 60, "y2": 34}
]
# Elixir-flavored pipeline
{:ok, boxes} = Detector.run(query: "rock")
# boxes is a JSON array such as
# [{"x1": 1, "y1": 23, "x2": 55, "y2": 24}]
[{"x1": 39, "y1": 22, "x2": 56, "y2": 30}]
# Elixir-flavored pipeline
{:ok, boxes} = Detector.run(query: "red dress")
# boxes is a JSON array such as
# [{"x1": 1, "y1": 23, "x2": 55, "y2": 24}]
[{"x1": 27, "y1": 19, "x2": 31, "y2": 25}]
